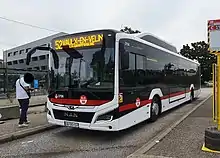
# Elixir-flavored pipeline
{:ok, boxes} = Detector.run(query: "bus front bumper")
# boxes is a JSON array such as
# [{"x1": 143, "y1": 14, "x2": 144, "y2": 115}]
[{"x1": 47, "y1": 112, "x2": 119, "y2": 131}]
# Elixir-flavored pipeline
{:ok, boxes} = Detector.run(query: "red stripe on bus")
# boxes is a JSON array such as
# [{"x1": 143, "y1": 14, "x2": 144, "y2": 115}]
[
  {"x1": 119, "y1": 100, "x2": 152, "y2": 112},
  {"x1": 161, "y1": 90, "x2": 191, "y2": 99},
  {"x1": 49, "y1": 98, "x2": 110, "y2": 106},
  {"x1": 50, "y1": 90, "x2": 192, "y2": 110},
  {"x1": 119, "y1": 90, "x2": 191, "y2": 112}
]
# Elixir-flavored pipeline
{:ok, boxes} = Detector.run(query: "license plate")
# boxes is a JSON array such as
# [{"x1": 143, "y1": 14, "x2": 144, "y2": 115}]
[{"x1": 64, "y1": 121, "x2": 79, "y2": 128}]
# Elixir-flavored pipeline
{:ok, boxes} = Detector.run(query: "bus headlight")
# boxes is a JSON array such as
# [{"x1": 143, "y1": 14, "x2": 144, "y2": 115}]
[
  {"x1": 96, "y1": 109, "x2": 117, "y2": 122},
  {"x1": 96, "y1": 114, "x2": 113, "y2": 122}
]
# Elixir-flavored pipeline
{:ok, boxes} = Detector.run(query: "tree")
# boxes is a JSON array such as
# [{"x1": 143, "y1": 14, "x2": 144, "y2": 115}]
[
  {"x1": 180, "y1": 41, "x2": 216, "y2": 84},
  {"x1": 120, "y1": 26, "x2": 141, "y2": 34}
]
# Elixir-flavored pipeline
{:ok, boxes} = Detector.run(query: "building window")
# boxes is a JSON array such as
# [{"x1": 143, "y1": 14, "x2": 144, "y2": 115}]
[
  {"x1": 39, "y1": 55, "x2": 46, "y2": 60},
  {"x1": 8, "y1": 52, "x2": 12, "y2": 57},
  {"x1": 26, "y1": 48, "x2": 31, "y2": 53},
  {"x1": 34, "y1": 67, "x2": 39, "y2": 70},
  {"x1": 48, "y1": 43, "x2": 50, "y2": 47},
  {"x1": 19, "y1": 59, "x2": 24, "y2": 63},
  {"x1": 47, "y1": 54, "x2": 49, "y2": 58},
  {"x1": 13, "y1": 60, "x2": 18, "y2": 64},
  {"x1": 14, "y1": 51, "x2": 18, "y2": 56},
  {"x1": 27, "y1": 68, "x2": 32, "y2": 70},
  {"x1": 7, "y1": 62, "x2": 12, "y2": 65},
  {"x1": 32, "y1": 57, "x2": 38, "y2": 61},
  {"x1": 19, "y1": 49, "x2": 24, "y2": 54},
  {"x1": 41, "y1": 66, "x2": 47, "y2": 70}
]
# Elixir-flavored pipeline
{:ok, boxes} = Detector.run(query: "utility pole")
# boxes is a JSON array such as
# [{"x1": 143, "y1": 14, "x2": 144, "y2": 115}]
[{"x1": 2, "y1": 49, "x2": 8, "y2": 96}]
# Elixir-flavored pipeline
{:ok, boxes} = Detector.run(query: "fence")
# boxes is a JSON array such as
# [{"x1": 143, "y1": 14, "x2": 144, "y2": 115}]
[{"x1": 0, "y1": 68, "x2": 49, "y2": 98}]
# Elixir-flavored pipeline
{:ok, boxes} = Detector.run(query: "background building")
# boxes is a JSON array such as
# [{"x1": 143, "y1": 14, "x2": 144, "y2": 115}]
[
  {"x1": 3, "y1": 32, "x2": 67, "y2": 70},
  {"x1": 0, "y1": 59, "x2": 3, "y2": 68}
]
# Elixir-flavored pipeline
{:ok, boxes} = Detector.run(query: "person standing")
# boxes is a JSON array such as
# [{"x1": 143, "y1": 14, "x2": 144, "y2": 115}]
[{"x1": 16, "y1": 73, "x2": 34, "y2": 127}]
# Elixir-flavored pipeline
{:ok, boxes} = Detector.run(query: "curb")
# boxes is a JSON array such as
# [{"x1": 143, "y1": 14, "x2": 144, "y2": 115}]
[
  {"x1": 0, "y1": 105, "x2": 46, "y2": 121},
  {"x1": 27, "y1": 105, "x2": 46, "y2": 115},
  {"x1": 0, "y1": 103, "x2": 45, "y2": 108},
  {"x1": 127, "y1": 94, "x2": 212, "y2": 158},
  {"x1": 29, "y1": 103, "x2": 46, "y2": 107},
  {"x1": 0, "y1": 124, "x2": 59, "y2": 144},
  {"x1": 127, "y1": 154, "x2": 172, "y2": 158}
]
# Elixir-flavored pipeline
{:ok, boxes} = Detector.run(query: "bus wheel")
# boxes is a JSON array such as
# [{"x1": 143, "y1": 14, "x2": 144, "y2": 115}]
[
  {"x1": 190, "y1": 89, "x2": 194, "y2": 102},
  {"x1": 149, "y1": 96, "x2": 160, "y2": 122}
]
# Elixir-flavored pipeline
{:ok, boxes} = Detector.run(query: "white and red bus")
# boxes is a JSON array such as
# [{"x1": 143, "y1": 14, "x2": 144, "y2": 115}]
[{"x1": 26, "y1": 29, "x2": 201, "y2": 131}]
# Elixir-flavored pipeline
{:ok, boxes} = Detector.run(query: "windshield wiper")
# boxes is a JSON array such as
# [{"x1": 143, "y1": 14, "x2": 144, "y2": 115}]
[
  {"x1": 68, "y1": 78, "x2": 101, "y2": 99},
  {"x1": 83, "y1": 88, "x2": 101, "y2": 100}
]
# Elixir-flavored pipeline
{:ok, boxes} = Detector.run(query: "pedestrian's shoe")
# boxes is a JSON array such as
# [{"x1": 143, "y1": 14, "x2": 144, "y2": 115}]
[
  {"x1": 18, "y1": 123, "x2": 28, "y2": 128},
  {"x1": 24, "y1": 120, "x2": 30, "y2": 124}
]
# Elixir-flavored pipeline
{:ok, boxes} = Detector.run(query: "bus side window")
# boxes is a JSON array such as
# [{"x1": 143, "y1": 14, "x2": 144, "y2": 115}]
[{"x1": 119, "y1": 43, "x2": 129, "y2": 70}]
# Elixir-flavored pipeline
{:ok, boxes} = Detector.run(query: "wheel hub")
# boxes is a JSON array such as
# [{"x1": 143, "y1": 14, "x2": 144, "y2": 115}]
[{"x1": 152, "y1": 102, "x2": 159, "y2": 115}]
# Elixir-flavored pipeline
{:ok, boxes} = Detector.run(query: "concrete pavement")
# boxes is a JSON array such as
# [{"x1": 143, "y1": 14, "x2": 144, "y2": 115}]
[
  {"x1": 0, "y1": 95, "x2": 47, "y2": 121},
  {"x1": 130, "y1": 97, "x2": 219, "y2": 158},
  {"x1": 0, "y1": 105, "x2": 57, "y2": 144}
]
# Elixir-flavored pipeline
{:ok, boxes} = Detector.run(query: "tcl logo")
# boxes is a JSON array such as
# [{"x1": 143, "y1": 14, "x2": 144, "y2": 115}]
[{"x1": 55, "y1": 94, "x2": 64, "y2": 98}]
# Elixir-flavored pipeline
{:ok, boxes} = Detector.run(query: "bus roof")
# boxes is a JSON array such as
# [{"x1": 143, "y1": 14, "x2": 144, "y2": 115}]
[
  {"x1": 133, "y1": 32, "x2": 200, "y2": 65},
  {"x1": 51, "y1": 29, "x2": 199, "y2": 65},
  {"x1": 52, "y1": 29, "x2": 121, "y2": 41}
]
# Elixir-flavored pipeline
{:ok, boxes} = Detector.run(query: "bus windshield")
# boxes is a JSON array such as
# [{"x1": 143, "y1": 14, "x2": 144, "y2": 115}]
[{"x1": 53, "y1": 47, "x2": 115, "y2": 90}]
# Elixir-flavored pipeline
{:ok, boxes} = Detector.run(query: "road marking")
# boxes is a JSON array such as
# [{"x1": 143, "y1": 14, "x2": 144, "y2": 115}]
[
  {"x1": 128, "y1": 154, "x2": 173, "y2": 158},
  {"x1": 127, "y1": 94, "x2": 212, "y2": 158},
  {"x1": 22, "y1": 140, "x2": 34, "y2": 144}
]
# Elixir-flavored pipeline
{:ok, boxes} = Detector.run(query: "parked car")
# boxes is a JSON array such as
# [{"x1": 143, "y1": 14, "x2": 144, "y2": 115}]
[{"x1": 205, "y1": 81, "x2": 213, "y2": 87}]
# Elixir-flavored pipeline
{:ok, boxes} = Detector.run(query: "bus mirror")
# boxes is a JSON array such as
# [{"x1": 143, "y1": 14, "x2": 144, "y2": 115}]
[
  {"x1": 121, "y1": 51, "x2": 129, "y2": 70},
  {"x1": 50, "y1": 49, "x2": 59, "y2": 69},
  {"x1": 26, "y1": 46, "x2": 59, "y2": 69}
]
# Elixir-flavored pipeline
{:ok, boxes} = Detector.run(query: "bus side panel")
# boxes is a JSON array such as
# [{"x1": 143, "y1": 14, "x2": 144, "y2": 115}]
[
  {"x1": 161, "y1": 90, "x2": 191, "y2": 112},
  {"x1": 118, "y1": 105, "x2": 150, "y2": 131},
  {"x1": 117, "y1": 36, "x2": 201, "y2": 129}
]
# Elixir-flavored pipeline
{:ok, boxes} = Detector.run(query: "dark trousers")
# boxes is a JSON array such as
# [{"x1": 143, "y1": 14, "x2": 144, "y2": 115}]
[{"x1": 18, "y1": 99, "x2": 29, "y2": 124}]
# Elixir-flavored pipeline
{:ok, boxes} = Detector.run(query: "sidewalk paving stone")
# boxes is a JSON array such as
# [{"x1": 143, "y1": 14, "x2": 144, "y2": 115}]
[
  {"x1": 145, "y1": 97, "x2": 219, "y2": 158},
  {"x1": 0, "y1": 112, "x2": 48, "y2": 136}
]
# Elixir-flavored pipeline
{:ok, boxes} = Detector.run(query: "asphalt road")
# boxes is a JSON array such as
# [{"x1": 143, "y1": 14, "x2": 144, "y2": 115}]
[{"x1": 0, "y1": 88, "x2": 211, "y2": 158}]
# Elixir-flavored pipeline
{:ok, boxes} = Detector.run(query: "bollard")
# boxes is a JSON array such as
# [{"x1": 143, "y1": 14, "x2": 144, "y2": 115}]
[{"x1": 204, "y1": 127, "x2": 220, "y2": 151}]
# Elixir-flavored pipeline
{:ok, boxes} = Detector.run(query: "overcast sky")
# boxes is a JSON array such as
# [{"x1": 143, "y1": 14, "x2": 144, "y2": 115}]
[{"x1": 0, "y1": 0, "x2": 220, "y2": 59}]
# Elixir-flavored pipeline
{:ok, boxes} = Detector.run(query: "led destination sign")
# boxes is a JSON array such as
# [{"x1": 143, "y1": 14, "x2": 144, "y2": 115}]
[{"x1": 54, "y1": 33, "x2": 104, "y2": 50}]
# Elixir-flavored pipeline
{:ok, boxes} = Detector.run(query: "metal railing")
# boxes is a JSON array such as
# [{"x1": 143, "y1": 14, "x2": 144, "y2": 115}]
[{"x1": 0, "y1": 68, "x2": 49, "y2": 99}]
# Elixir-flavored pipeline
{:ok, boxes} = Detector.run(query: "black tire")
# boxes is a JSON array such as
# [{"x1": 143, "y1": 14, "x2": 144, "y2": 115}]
[
  {"x1": 149, "y1": 96, "x2": 160, "y2": 122},
  {"x1": 205, "y1": 127, "x2": 220, "y2": 151}
]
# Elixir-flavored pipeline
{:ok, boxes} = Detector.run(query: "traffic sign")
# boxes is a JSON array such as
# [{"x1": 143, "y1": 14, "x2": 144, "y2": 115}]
[
  {"x1": 34, "y1": 80, "x2": 39, "y2": 89},
  {"x1": 208, "y1": 19, "x2": 220, "y2": 53}
]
